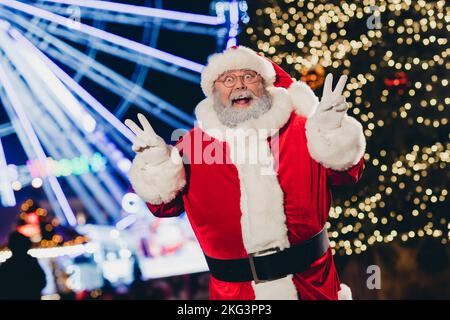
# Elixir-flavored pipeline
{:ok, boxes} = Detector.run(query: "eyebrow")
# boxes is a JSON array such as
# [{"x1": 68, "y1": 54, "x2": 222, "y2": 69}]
[{"x1": 220, "y1": 70, "x2": 257, "y2": 77}]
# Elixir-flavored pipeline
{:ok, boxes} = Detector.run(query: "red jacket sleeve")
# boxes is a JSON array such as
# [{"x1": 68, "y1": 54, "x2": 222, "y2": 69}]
[
  {"x1": 326, "y1": 157, "x2": 364, "y2": 186},
  {"x1": 146, "y1": 191, "x2": 185, "y2": 218}
]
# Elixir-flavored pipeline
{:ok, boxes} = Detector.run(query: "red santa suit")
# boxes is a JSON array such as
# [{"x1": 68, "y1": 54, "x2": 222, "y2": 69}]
[{"x1": 129, "y1": 46, "x2": 365, "y2": 300}]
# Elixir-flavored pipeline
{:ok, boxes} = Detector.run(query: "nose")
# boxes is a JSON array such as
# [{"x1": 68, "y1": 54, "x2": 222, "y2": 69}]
[{"x1": 234, "y1": 76, "x2": 247, "y2": 90}]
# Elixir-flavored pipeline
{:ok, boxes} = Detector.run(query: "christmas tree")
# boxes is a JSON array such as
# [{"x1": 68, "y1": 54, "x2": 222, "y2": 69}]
[{"x1": 240, "y1": 0, "x2": 448, "y2": 264}]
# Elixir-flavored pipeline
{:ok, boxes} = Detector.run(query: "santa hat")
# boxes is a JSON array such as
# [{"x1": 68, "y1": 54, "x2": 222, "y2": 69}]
[{"x1": 200, "y1": 45, "x2": 319, "y2": 118}]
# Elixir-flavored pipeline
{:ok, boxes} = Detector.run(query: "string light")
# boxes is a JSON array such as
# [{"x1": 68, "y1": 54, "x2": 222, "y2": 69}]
[{"x1": 244, "y1": 0, "x2": 449, "y2": 255}]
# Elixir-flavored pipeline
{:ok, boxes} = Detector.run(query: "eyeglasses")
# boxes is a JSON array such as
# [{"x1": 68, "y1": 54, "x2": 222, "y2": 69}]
[{"x1": 215, "y1": 71, "x2": 260, "y2": 88}]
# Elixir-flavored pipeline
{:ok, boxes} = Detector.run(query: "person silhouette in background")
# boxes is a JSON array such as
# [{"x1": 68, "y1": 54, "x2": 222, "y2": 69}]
[{"x1": 0, "y1": 231, "x2": 47, "y2": 300}]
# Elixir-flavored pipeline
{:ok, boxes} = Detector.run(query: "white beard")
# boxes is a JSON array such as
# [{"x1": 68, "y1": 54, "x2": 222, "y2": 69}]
[{"x1": 213, "y1": 89, "x2": 272, "y2": 128}]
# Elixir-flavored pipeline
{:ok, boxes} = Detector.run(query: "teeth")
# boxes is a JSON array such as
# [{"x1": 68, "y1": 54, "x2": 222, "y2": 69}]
[{"x1": 231, "y1": 93, "x2": 252, "y2": 104}]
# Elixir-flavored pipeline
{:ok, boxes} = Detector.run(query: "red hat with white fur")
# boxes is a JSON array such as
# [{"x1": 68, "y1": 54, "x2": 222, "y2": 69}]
[{"x1": 200, "y1": 45, "x2": 319, "y2": 118}]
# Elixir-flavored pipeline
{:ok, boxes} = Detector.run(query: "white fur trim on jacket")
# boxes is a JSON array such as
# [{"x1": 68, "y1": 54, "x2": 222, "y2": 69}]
[
  {"x1": 338, "y1": 283, "x2": 353, "y2": 300},
  {"x1": 305, "y1": 114, "x2": 366, "y2": 171},
  {"x1": 227, "y1": 123, "x2": 298, "y2": 300},
  {"x1": 195, "y1": 86, "x2": 298, "y2": 299},
  {"x1": 201, "y1": 46, "x2": 276, "y2": 97},
  {"x1": 128, "y1": 146, "x2": 186, "y2": 205},
  {"x1": 287, "y1": 80, "x2": 319, "y2": 118},
  {"x1": 253, "y1": 275, "x2": 298, "y2": 300}
]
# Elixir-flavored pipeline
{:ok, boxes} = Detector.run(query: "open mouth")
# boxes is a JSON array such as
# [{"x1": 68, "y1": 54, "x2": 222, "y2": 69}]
[{"x1": 232, "y1": 97, "x2": 252, "y2": 106}]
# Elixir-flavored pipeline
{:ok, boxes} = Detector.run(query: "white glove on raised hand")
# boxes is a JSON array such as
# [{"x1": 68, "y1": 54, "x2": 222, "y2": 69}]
[
  {"x1": 312, "y1": 73, "x2": 349, "y2": 130},
  {"x1": 125, "y1": 113, "x2": 170, "y2": 166}
]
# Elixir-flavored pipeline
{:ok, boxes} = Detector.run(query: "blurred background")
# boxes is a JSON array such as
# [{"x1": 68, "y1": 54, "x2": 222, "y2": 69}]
[{"x1": 0, "y1": 0, "x2": 448, "y2": 300}]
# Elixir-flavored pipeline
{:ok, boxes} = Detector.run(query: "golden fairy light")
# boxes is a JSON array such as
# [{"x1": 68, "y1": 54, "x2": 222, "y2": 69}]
[{"x1": 243, "y1": 0, "x2": 449, "y2": 255}]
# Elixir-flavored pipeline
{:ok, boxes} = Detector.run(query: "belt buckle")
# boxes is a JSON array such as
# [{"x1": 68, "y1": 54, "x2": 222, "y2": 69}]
[{"x1": 248, "y1": 247, "x2": 282, "y2": 284}]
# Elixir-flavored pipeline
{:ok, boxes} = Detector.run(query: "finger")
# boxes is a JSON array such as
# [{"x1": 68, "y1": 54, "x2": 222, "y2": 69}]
[
  {"x1": 133, "y1": 137, "x2": 148, "y2": 150},
  {"x1": 132, "y1": 144, "x2": 142, "y2": 153},
  {"x1": 332, "y1": 96, "x2": 346, "y2": 106},
  {"x1": 318, "y1": 100, "x2": 331, "y2": 112},
  {"x1": 137, "y1": 114, "x2": 161, "y2": 146},
  {"x1": 125, "y1": 119, "x2": 145, "y2": 137},
  {"x1": 138, "y1": 133, "x2": 162, "y2": 149},
  {"x1": 133, "y1": 144, "x2": 151, "y2": 153},
  {"x1": 318, "y1": 96, "x2": 345, "y2": 113},
  {"x1": 334, "y1": 101, "x2": 348, "y2": 112},
  {"x1": 332, "y1": 75, "x2": 348, "y2": 98},
  {"x1": 137, "y1": 113, "x2": 157, "y2": 137},
  {"x1": 322, "y1": 73, "x2": 333, "y2": 98}
]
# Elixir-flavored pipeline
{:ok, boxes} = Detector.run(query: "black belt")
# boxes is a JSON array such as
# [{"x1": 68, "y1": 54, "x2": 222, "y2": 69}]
[{"x1": 204, "y1": 226, "x2": 329, "y2": 283}]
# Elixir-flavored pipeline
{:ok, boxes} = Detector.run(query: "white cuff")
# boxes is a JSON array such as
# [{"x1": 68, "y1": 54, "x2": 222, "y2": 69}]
[
  {"x1": 305, "y1": 114, "x2": 366, "y2": 171},
  {"x1": 128, "y1": 146, "x2": 186, "y2": 205},
  {"x1": 338, "y1": 283, "x2": 353, "y2": 300}
]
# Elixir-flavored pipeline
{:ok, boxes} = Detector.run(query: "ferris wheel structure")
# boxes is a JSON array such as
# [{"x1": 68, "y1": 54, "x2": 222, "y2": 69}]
[{"x1": 0, "y1": 0, "x2": 249, "y2": 227}]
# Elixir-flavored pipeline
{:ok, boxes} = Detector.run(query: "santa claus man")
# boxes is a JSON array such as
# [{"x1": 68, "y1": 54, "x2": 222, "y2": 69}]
[{"x1": 125, "y1": 46, "x2": 365, "y2": 300}]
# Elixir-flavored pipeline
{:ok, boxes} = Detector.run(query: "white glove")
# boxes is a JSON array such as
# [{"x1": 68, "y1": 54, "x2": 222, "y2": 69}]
[
  {"x1": 125, "y1": 113, "x2": 170, "y2": 166},
  {"x1": 312, "y1": 73, "x2": 349, "y2": 130}
]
